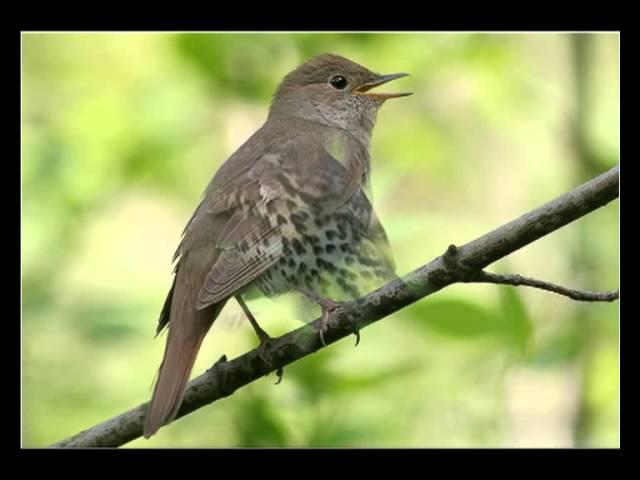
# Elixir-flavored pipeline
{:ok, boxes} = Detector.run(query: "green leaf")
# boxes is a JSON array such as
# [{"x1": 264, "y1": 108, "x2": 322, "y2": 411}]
[
  {"x1": 497, "y1": 287, "x2": 533, "y2": 352},
  {"x1": 330, "y1": 362, "x2": 422, "y2": 394},
  {"x1": 72, "y1": 302, "x2": 143, "y2": 342},
  {"x1": 233, "y1": 394, "x2": 287, "y2": 447},
  {"x1": 285, "y1": 347, "x2": 336, "y2": 401},
  {"x1": 173, "y1": 34, "x2": 286, "y2": 100},
  {"x1": 407, "y1": 290, "x2": 532, "y2": 352},
  {"x1": 406, "y1": 298, "x2": 503, "y2": 338}
]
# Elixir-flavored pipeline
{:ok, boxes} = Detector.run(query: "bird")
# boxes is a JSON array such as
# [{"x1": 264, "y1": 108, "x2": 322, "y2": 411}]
[{"x1": 143, "y1": 53, "x2": 411, "y2": 438}]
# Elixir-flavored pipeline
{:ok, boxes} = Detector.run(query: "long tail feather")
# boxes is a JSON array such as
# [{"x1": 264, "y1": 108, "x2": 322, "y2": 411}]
[{"x1": 144, "y1": 295, "x2": 226, "y2": 438}]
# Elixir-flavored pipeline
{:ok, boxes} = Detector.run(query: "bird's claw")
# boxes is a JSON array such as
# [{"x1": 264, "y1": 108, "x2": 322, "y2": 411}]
[
  {"x1": 255, "y1": 335, "x2": 285, "y2": 385},
  {"x1": 274, "y1": 367, "x2": 284, "y2": 385},
  {"x1": 257, "y1": 339, "x2": 273, "y2": 366},
  {"x1": 318, "y1": 300, "x2": 343, "y2": 347},
  {"x1": 352, "y1": 329, "x2": 361, "y2": 347}
]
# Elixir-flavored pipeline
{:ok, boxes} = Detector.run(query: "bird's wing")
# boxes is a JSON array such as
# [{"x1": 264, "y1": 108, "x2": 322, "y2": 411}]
[
  {"x1": 193, "y1": 133, "x2": 375, "y2": 309},
  {"x1": 195, "y1": 209, "x2": 285, "y2": 308},
  {"x1": 193, "y1": 149, "x2": 299, "y2": 308}
]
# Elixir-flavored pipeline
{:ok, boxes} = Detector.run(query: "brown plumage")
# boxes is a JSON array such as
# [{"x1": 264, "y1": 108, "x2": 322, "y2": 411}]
[{"x1": 143, "y1": 54, "x2": 410, "y2": 438}]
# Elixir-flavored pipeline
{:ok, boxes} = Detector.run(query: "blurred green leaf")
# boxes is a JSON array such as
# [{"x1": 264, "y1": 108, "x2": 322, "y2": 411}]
[
  {"x1": 407, "y1": 298, "x2": 502, "y2": 338},
  {"x1": 407, "y1": 290, "x2": 531, "y2": 352},
  {"x1": 497, "y1": 287, "x2": 533, "y2": 352},
  {"x1": 305, "y1": 414, "x2": 369, "y2": 447},
  {"x1": 330, "y1": 362, "x2": 422, "y2": 393},
  {"x1": 285, "y1": 348, "x2": 337, "y2": 401},
  {"x1": 173, "y1": 34, "x2": 285, "y2": 101},
  {"x1": 233, "y1": 393, "x2": 287, "y2": 447},
  {"x1": 71, "y1": 302, "x2": 145, "y2": 342}
]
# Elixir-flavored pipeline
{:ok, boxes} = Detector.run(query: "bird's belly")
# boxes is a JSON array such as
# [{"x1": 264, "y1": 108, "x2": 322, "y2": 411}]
[{"x1": 253, "y1": 204, "x2": 393, "y2": 302}]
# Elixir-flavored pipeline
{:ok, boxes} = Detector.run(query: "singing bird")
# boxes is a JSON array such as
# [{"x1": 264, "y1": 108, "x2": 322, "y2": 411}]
[{"x1": 144, "y1": 53, "x2": 411, "y2": 438}]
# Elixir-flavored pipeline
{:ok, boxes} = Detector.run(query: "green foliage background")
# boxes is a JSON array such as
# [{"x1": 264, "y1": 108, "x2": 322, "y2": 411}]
[{"x1": 22, "y1": 33, "x2": 619, "y2": 447}]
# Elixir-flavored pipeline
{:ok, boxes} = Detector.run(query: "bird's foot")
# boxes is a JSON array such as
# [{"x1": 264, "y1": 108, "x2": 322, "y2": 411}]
[
  {"x1": 254, "y1": 331, "x2": 284, "y2": 384},
  {"x1": 318, "y1": 300, "x2": 360, "y2": 346},
  {"x1": 235, "y1": 295, "x2": 284, "y2": 384},
  {"x1": 255, "y1": 330, "x2": 275, "y2": 365},
  {"x1": 316, "y1": 297, "x2": 344, "y2": 347},
  {"x1": 294, "y1": 287, "x2": 349, "y2": 347}
]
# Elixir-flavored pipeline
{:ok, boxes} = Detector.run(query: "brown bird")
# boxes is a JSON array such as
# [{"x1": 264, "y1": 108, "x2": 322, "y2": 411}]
[{"x1": 143, "y1": 53, "x2": 411, "y2": 438}]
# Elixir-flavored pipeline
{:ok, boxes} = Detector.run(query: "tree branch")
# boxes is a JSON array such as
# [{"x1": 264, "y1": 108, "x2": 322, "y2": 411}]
[
  {"x1": 464, "y1": 271, "x2": 619, "y2": 302},
  {"x1": 51, "y1": 165, "x2": 619, "y2": 448}
]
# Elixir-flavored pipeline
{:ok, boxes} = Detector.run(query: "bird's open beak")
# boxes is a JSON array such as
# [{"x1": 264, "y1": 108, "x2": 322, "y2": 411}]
[{"x1": 354, "y1": 73, "x2": 412, "y2": 100}]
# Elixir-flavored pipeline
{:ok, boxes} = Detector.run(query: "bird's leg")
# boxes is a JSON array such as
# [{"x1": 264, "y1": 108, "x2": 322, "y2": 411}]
[
  {"x1": 235, "y1": 295, "x2": 283, "y2": 384},
  {"x1": 294, "y1": 287, "x2": 344, "y2": 347},
  {"x1": 236, "y1": 295, "x2": 271, "y2": 345}
]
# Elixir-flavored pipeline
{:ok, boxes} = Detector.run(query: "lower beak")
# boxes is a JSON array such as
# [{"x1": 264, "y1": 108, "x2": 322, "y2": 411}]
[{"x1": 354, "y1": 73, "x2": 412, "y2": 100}]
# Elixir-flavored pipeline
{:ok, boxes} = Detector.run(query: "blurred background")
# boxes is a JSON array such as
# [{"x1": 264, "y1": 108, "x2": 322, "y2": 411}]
[{"x1": 22, "y1": 32, "x2": 619, "y2": 448}]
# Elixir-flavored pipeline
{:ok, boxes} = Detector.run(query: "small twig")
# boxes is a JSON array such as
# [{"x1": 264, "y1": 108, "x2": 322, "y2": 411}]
[
  {"x1": 443, "y1": 244, "x2": 618, "y2": 302},
  {"x1": 465, "y1": 271, "x2": 619, "y2": 302}
]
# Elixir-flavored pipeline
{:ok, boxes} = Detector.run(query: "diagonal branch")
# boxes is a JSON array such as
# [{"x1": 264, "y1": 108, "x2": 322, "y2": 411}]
[{"x1": 50, "y1": 165, "x2": 619, "y2": 448}]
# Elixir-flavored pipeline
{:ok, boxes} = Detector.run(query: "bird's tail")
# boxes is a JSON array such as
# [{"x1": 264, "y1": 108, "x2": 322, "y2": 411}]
[{"x1": 143, "y1": 296, "x2": 226, "y2": 438}]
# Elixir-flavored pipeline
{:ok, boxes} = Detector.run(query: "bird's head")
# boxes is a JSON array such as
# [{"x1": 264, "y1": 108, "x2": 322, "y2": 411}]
[{"x1": 270, "y1": 54, "x2": 411, "y2": 140}]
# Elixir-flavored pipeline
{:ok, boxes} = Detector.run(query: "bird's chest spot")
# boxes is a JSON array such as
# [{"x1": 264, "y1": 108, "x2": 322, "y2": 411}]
[{"x1": 256, "y1": 205, "x2": 365, "y2": 297}]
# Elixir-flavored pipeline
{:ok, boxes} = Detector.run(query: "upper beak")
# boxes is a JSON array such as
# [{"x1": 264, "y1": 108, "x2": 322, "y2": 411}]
[{"x1": 354, "y1": 73, "x2": 412, "y2": 100}]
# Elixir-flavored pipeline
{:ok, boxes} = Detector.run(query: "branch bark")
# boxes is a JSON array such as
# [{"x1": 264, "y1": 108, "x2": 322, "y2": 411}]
[
  {"x1": 464, "y1": 271, "x2": 618, "y2": 302},
  {"x1": 51, "y1": 165, "x2": 619, "y2": 448}
]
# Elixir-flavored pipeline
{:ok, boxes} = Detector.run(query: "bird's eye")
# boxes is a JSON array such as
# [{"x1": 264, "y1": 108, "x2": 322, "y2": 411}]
[{"x1": 329, "y1": 75, "x2": 348, "y2": 90}]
